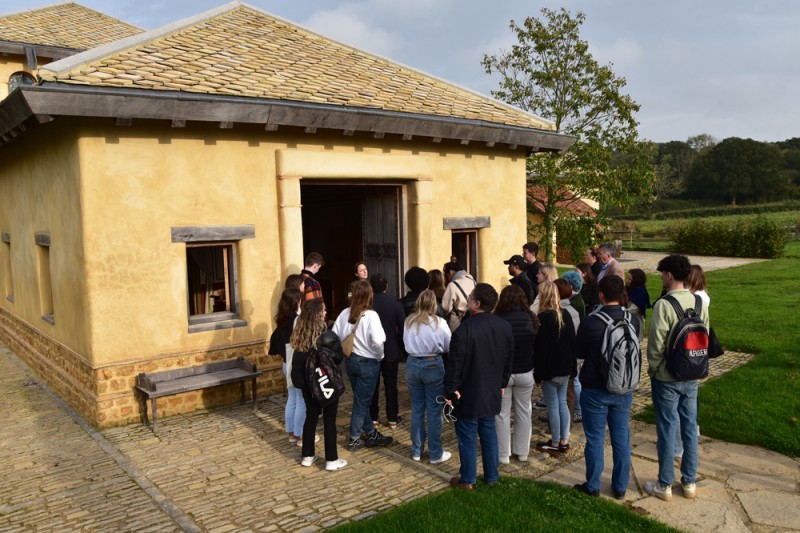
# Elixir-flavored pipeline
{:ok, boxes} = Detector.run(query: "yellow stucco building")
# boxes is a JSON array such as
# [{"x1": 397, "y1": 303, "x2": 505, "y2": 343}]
[{"x1": 0, "y1": 2, "x2": 572, "y2": 428}]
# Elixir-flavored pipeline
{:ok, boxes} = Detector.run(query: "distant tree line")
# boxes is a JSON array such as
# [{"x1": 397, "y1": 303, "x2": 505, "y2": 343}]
[{"x1": 630, "y1": 134, "x2": 800, "y2": 214}]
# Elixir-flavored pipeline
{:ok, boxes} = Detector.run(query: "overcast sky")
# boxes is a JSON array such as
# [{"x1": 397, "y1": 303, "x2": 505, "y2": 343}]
[{"x1": 4, "y1": 0, "x2": 799, "y2": 143}]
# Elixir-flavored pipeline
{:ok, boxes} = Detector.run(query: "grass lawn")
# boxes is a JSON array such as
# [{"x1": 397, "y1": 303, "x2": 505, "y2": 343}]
[
  {"x1": 332, "y1": 478, "x2": 678, "y2": 532},
  {"x1": 631, "y1": 210, "x2": 800, "y2": 235},
  {"x1": 636, "y1": 241, "x2": 800, "y2": 457}
]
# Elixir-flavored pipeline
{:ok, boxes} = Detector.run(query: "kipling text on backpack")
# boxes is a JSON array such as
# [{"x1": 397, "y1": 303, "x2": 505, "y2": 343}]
[
  {"x1": 594, "y1": 309, "x2": 641, "y2": 394},
  {"x1": 663, "y1": 294, "x2": 709, "y2": 381},
  {"x1": 305, "y1": 346, "x2": 345, "y2": 406}
]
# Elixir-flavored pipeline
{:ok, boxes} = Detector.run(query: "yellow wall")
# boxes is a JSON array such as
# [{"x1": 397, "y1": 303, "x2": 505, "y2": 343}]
[
  {"x1": 0, "y1": 117, "x2": 531, "y2": 425},
  {"x1": 0, "y1": 120, "x2": 91, "y2": 355},
  {"x1": 71, "y1": 122, "x2": 528, "y2": 366}
]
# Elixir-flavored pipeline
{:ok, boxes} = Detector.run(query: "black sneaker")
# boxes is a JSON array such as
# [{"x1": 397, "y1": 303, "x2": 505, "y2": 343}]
[
  {"x1": 538, "y1": 413, "x2": 549, "y2": 423},
  {"x1": 364, "y1": 430, "x2": 393, "y2": 447},
  {"x1": 535, "y1": 440, "x2": 560, "y2": 453},
  {"x1": 613, "y1": 490, "x2": 626, "y2": 500},
  {"x1": 348, "y1": 437, "x2": 365, "y2": 452},
  {"x1": 574, "y1": 483, "x2": 599, "y2": 497}
]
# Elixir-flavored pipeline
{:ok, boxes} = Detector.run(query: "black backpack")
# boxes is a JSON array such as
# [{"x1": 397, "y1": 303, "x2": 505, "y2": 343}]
[
  {"x1": 305, "y1": 345, "x2": 345, "y2": 406},
  {"x1": 663, "y1": 294, "x2": 709, "y2": 381},
  {"x1": 594, "y1": 309, "x2": 641, "y2": 394}
]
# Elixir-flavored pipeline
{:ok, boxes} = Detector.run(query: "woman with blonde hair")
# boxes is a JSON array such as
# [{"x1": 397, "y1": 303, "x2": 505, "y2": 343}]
[
  {"x1": 290, "y1": 299, "x2": 347, "y2": 471},
  {"x1": 403, "y1": 290, "x2": 452, "y2": 463},
  {"x1": 530, "y1": 263, "x2": 558, "y2": 314},
  {"x1": 534, "y1": 281, "x2": 577, "y2": 454},
  {"x1": 333, "y1": 280, "x2": 392, "y2": 451}
]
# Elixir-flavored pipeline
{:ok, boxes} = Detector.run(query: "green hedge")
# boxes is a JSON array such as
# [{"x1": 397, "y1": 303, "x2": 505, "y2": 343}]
[
  {"x1": 617, "y1": 200, "x2": 800, "y2": 221},
  {"x1": 670, "y1": 217, "x2": 786, "y2": 258}
]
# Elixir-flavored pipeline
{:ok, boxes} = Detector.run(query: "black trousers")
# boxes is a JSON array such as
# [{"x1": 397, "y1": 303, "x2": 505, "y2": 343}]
[
  {"x1": 369, "y1": 357, "x2": 399, "y2": 423},
  {"x1": 301, "y1": 390, "x2": 339, "y2": 461}
]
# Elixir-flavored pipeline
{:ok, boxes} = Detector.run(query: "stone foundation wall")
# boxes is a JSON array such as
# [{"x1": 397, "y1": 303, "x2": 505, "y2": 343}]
[{"x1": 0, "y1": 307, "x2": 286, "y2": 428}]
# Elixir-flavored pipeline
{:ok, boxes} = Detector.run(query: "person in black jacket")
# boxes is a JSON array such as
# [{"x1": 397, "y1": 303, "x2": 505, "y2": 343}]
[
  {"x1": 269, "y1": 288, "x2": 303, "y2": 445},
  {"x1": 504, "y1": 254, "x2": 535, "y2": 305},
  {"x1": 400, "y1": 266, "x2": 431, "y2": 317},
  {"x1": 534, "y1": 281, "x2": 577, "y2": 454},
  {"x1": 369, "y1": 273, "x2": 406, "y2": 427},
  {"x1": 290, "y1": 299, "x2": 347, "y2": 471},
  {"x1": 573, "y1": 276, "x2": 640, "y2": 498},
  {"x1": 445, "y1": 283, "x2": 513, "y2": 490},
  {"x1": 494, "y1": 285, "x2": 539, "y2": 464}
]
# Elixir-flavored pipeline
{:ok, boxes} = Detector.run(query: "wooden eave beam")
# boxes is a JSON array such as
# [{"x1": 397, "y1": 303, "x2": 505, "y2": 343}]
[{"x1": 1, "y1": 86, "x2": 575, "y2": 153}]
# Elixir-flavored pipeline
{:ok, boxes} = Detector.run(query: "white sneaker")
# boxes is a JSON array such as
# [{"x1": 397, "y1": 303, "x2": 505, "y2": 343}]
[
  {"x1": 499, "y1": 455, "x2": 510, "y2": 465},
  {"x1": 325, "y1": 459, "x2": 347, "y2": 471},
  {"x1": 644, "y1": 480, "x2": 673, "y2": 501},
  {"x1": 411, "y1": 455, "x2": 421, "y2": 461},
  {"x1": 682, "y1": 482, "x2": 696, "y2": 499},
  {"x1": 430, "y1": 451, "x2": 451, "y2": 464},
  {"x1": 301, "y1": 455, "x2": 317, "y2": 467}
]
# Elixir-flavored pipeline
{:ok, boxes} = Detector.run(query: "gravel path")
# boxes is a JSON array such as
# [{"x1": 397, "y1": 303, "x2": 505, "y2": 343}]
[{"x1": 561, "y1": 250, "x2": 768, "y2": 273}]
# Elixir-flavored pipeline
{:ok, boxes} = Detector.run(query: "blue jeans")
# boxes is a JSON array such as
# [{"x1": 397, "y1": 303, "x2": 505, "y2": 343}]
[
  {"x1": 454, "y1": 417, "x2": 499, "y2": 485},
  {"x1": 541, "y1": 379, "x2": 570, "y2": 443},
  {"x1": 580, "y1": 388, "x2": 632, "y2": 494},
  {"x1": 406, "y1": 356, "x2": 445, "y2": 460},
  {"x1": 283, "y1": 362, "x2": 306, "y2": 437},
  {"x1": 346, "y1": 354, "x2": 380, "y2": 439},
  {"x1": 651, "y1": 379, "x2": 699, "y2": 486}
]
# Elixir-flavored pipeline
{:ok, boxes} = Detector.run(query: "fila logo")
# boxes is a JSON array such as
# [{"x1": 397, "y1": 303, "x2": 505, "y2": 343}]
[{"x1": 315, "y1": 367, "x2": 334, "y2": 399}]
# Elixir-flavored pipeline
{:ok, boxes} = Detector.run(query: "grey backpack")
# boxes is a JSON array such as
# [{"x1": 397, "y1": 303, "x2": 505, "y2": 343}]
[{"x1": 594, "y1": 310, "x2": 641, "y2": 394}]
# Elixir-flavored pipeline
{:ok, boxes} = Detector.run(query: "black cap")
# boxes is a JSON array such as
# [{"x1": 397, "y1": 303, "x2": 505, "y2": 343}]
[{"x1": 503, "y1": 255, "x2": 527, "y2": 269}]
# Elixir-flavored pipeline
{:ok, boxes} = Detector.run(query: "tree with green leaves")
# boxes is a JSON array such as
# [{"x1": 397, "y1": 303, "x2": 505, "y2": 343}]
[
  {"x1": 483, "y1": 7, "x2": 653, "y2": 260},
  {"x1": 688, "y1": 137, "x2": 786, "y2": 205}
]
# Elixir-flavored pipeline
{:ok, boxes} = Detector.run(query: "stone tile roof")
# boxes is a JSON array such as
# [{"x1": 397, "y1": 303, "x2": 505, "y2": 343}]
[
  {"x1": 38, "y1": 2, "x2": 553, "y2": 131},
  {"x1": 0, "y1": 2, "x2": 142, "y2": 51}
]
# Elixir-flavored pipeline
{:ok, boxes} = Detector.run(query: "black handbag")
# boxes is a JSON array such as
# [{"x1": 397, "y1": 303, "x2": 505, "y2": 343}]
[{"x1": 708, "y1": 327, "x2": 724, "y2": 359}]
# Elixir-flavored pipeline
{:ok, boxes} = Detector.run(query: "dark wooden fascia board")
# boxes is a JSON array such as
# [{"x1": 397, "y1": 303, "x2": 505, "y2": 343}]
[
  {"x1": 4, "y1": 85, "x2": 575, "y2": 152},
  {"x1": 0, "y1": 41, "x2": 81, "y2": 61}
]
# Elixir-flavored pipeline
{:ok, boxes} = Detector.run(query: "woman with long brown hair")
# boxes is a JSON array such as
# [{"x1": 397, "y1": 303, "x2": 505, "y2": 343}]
[
  {"x1": 268, "y1": 288, "x2": 304, "y2": 445},
  {"x1": 289, "y1": 299, "x2": 347, "y2": 471},
  {"x1": 332, "y1": 280, "x2": 392, "y2": 452},
  {"x1": 494, "y1": 284, "x2": 539, "y2": 463},
  {"x1": 403, "y1": 290, "x2": 452, "y2": 463},
  {"x1": 533, "y1": 281, "x2": 577, "y2": 454}
]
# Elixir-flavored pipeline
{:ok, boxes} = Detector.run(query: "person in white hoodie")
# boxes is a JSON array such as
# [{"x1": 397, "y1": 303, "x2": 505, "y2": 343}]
[{"x1": 333, "y1": 280, "x2": 393, "y2": 452}]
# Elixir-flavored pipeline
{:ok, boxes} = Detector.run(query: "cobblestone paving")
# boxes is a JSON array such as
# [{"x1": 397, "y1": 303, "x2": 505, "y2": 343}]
[
  {"x1": 1, "y1": 337, "x2": 758, "y2": 532},
  {"x1": 0, "y1": 345, "x2": 181, "y2": 533}
]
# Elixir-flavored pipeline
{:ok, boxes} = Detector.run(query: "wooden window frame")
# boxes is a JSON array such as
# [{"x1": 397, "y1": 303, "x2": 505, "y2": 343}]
[{"x1": 173, "y1": 225, "x2": 253, "y2": 334}]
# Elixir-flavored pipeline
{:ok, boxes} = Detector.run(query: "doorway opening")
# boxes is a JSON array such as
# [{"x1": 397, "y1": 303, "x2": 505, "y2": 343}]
[{"x1": 300, "y1": 183, "x2": 403, "y2": 315}]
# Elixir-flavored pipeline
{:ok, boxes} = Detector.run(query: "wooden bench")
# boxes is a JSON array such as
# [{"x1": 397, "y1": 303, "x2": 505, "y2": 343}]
[{"x1": 135, "y1": 356, "x2": 262, "y2": 433}]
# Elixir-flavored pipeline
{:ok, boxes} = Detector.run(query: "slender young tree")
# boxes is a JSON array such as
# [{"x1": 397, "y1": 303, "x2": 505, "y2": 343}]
[{"x1": 483, "y1": 8, "x2": 653, "y2": 260}]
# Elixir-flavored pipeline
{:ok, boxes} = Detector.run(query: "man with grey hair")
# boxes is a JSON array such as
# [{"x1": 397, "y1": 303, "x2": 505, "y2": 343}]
[{"x1": 595, "y1": 243, "x2": 624, "y2": 283}]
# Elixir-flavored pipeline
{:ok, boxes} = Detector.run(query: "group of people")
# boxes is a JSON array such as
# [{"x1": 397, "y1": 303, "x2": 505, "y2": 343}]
[{"x1": 269, "y1": 245, "x2": 713, "y2": 504}]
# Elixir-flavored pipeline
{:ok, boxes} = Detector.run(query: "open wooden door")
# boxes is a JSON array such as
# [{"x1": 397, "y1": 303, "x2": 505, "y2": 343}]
[{"x1": 362, "y1": 188, "x2": 401, "y2": 298}]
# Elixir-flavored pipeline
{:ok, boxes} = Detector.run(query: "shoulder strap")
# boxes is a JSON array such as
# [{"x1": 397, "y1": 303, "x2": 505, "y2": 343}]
[
  {"x1": 692, "y1": 294, "x2": 703, "y2": 317},
  {"x1": 594, "y1": 311, "x2": 613, "y2": 326},
  {"x1": 663, "y1": 294, "x2": 687, "y2": 320},
  {"x1": 452, "y1": 280, "x2": 469, "y2": 301}
]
